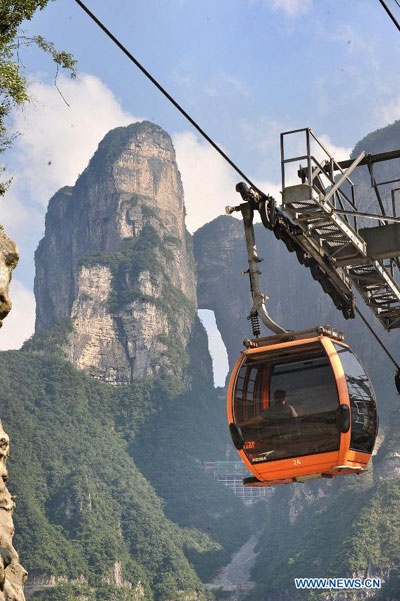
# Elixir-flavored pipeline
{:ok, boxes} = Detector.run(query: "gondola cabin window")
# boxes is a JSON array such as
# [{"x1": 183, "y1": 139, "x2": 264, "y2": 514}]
[
  {"x1": 333, "y1": 344, "x2": 377, "y2": 454},
  {"x1": 233, "y1": 343, "x2": 340, "y2": 465}
]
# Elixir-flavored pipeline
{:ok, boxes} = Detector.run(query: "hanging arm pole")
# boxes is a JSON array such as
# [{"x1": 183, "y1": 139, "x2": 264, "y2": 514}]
[{"x1": 226, "y1": 184, "x2": 287, "y2": 336}]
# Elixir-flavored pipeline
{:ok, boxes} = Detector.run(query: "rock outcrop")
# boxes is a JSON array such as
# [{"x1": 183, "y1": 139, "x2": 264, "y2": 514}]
[
  {"x1": 0, "y1": 231, "x2": 18, "y2": 328},
  {"x1": 0, "y1": 422, "x2": 27, "y2": 601},
  {"x1": 0, "y1": 232, "x2": 26, "y2": 601},
  {"x1": 194, "y1": 216, "x2": 250, "y2": 373},
  {"x1": 35, "y1": 122, "x2": 197, "y2": 384}
]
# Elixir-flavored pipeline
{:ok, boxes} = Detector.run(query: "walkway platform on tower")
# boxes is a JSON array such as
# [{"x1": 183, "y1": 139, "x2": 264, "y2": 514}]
[{"x1": 279, "y1": 128, "x2": 400, "y2": 330}]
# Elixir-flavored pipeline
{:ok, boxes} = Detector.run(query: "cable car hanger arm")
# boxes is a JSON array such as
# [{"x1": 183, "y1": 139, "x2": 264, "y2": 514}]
[{"x1": 226, "y1": 184, "x2": 287, "y2": 336}]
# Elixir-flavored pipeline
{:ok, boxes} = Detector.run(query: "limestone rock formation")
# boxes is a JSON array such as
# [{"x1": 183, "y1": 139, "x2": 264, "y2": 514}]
[
  {"x1": 0, "y1": 231, "x2": 26, "y2": 601},
  {"x1": 0, "y1": 422, "x2": 27, "y2": 601},
  {"x1": 0, "y1": 232, "x2": 18, "y2": 328},
  {"x1": 35, "y1": 122, "x2": 197, "y2": 384},
  {"x1": 194, "y1": 216, "x2": 250, "y2": 373}
]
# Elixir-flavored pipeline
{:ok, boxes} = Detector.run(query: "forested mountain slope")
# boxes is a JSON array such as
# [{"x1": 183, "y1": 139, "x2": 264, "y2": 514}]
[{"x1": 2, "y1": 325, "x2": 250, "y2": 601}]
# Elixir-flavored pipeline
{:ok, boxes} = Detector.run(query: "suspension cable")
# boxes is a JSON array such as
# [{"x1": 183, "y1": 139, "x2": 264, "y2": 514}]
[
  {"x1": 354, "y1": 306, "x2": 400, "y2": 370},
  {"x1": 73, "y1": 0, "x2": 262, "y2": 195},
  {"x1": 378, "y1": 0, "x2": 400, "y2": 32}
]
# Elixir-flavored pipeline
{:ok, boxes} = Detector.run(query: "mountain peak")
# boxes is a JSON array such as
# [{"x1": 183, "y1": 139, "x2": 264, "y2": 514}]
[{"x1": 34, "y1": 122, "x2": 204, "y2": 385}]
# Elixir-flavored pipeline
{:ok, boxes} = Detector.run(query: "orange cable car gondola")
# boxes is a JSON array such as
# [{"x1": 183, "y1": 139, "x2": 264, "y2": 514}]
[
  {"x1": 226, "y1": 185, "x2": 378, "y2": 487},
  {"x1": 227, "y1": 326, "x2": 378, "y2": 487}
]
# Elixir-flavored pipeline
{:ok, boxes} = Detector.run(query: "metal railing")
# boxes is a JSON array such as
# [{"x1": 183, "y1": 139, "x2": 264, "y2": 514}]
[{"x1": 279, "y1": 128, "x2": 400, "y2": 330}]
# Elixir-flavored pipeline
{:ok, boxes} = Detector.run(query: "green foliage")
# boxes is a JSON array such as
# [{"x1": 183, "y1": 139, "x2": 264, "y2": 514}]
[
  {"x1": 0, "y1": 0, "x2": 76, "y2": 194},
  {"x1": 30, "y1": 582, "x2": 140, "y2": 601},
  {"x1": 130, "y1": 376, "x2": 253, "y2": 582},
  {"x1": 0, "y1": 315, "x2": 252, "y2": 601},
  {"x1": 33, "y1": 35, "x2": 77, "y2": 75},
  {"x1": 0, "y1": 1, "x2": 50, "y2": 43},
  {"x1": 22, "y1": 317, "x2": 73, "y2": 355},
  {"x1": 244, "y1": 471, "x2": 400, "y2": 601},
  {"x1": 1, "y1": 348, "x2": 219, "y2": 601},
  {"x1": 376, "y1": 565, "x2": 400, "y2": 600}
]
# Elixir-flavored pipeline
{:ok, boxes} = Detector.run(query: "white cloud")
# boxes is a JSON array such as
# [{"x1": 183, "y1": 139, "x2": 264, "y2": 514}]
[
  {"x1": 0, "y1": 279, "x2": 35, "y2": 350},
  {"x1": 264, "y1": 0, "x2": 312, "y2": 17},
  {"x1": 12, "y1": 73, "x2": 138, "y2": 206},
  {"x1": 315, "y1": 134, "x2": 351, "y2": 162},
  {"x1": 173, "y1": 130, "x2": 282, "y2": 232},
  {"x1": 173, "y1": 131, "x2": 239, "y2": 232},
  {"x1": 0, "y1": 187, "x2": 44, "y2": 251},
  {"x1": 254, "y1": 179, "x2": 282, "y2": 202},
  {"x1": 376, "y1": 96, "x2": 400, "y2": 128}
]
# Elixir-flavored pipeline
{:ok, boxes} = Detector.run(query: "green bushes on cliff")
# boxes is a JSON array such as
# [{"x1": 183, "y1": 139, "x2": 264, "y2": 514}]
[
  {"x1": 244, "y1": 471, "x2": 400, "y2": 601},
  {"x1": 1, "y1": 348, "x2": 221, "y2": 600},
  {"x1": 79, "y1": 220, "x2": 196, "y2": 386}
]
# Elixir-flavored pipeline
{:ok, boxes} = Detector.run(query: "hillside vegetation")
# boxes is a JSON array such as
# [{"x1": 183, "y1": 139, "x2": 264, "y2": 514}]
[{"x1": 1, "y1": 328, "x2": 250, "y2": 601}]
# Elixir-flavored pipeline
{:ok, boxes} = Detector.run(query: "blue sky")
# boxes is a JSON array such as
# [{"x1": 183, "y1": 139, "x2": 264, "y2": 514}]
[{"x1": 1, "y1": 0, "x2": 400, "y2": 384}]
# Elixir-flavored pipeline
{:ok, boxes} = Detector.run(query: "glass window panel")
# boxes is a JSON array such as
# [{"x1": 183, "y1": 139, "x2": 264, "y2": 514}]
[
  {"x1": 333, "y1": 344, "x2": 377, "y2": 454},
  {"x1": 235, "y1": 344, "x2": 340, "y2": 464}
]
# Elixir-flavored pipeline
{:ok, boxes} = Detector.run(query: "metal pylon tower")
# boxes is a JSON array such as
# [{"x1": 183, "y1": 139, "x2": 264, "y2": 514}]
[
  {"x1": 227, "y1": 127, "x2": 400, "y2": 332},
  {"x1": 278, "y1": 128, "x2": 400, "y2": 330}
]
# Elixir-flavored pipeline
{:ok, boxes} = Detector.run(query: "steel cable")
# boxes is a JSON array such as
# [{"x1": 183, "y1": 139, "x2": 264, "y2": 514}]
[
  {"x1": 354, "y1": 305, "x2": 400, "y2": 370},
  {"x1": 74, "y1": 0, "x2": 262, "y2": 195},
  {"x1": 378, "y1": 0, "x2": 400, "y2": 32}
]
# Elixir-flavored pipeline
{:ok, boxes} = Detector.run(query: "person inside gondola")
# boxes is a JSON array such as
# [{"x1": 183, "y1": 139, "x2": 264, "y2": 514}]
[
  {"x1": 270, "y1": 389, "x2": 301, "y2": 418},
  {"x1": 240, "y1": 388, "x2": 301, "y2": 443}
]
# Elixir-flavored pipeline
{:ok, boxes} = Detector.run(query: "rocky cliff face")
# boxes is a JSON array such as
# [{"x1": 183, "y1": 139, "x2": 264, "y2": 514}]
[
  {"x1": 0, "y1": 233, "x2": 26, "y2": 601},
  {"x1": 0, "y1": 232, "x2": 18, "y2": 329},
  {"x1": 0, "y1": 423, "x2": 27, "y2": 601},
  {"x1": 194, "y1": 217, "x2": 250, "y2": 374},
  {"x1": 35, "y1": 122, "x2": 197, "y2": 384}
]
